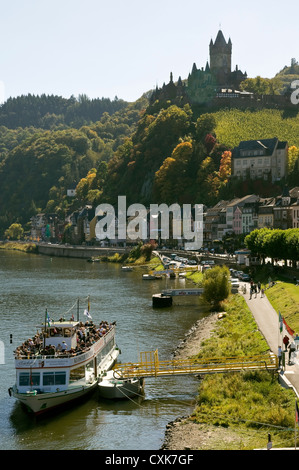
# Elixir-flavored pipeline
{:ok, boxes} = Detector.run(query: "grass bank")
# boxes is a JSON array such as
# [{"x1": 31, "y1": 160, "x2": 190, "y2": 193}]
[
  {"x1": 252, "y1": 265, "x2": 299, "y2": 335},
  {"x1": 189, "y1": 294, "x2": 296, "y2": 450},
  {"x1": 0, "y1": 241, "x2": 37, "y2": 253}
]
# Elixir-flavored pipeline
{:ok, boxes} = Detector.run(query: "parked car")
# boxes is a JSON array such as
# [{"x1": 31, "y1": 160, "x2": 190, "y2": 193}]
[{"x1": 230, "y1": 278, "x2": 240, "y2": 287}]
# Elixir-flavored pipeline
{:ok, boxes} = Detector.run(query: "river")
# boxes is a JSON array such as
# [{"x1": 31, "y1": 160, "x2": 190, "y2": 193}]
[{"x1": 0, "y1": 250, "x2": 206, "y2": 450}]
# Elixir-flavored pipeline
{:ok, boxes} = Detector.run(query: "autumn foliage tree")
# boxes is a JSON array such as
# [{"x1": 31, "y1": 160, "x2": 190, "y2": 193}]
[
  {"x1": 153, "y1": 141, "x2": 193, "y2": 203},
  {"x1": 219, "y1": 150, "x2": 232, "y2": 182}
]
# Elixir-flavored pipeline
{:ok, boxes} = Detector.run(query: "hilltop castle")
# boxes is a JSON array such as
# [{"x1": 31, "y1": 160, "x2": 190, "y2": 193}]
[
  {"x1": 209, "y1": 30, "x2": 247, "y2": 88},
  {"x1": 150, "y1": 30, "x2": 248, "y2": 106},
  {"x1": 150, "y1": 30, "x2": 294, "y2": 110}
]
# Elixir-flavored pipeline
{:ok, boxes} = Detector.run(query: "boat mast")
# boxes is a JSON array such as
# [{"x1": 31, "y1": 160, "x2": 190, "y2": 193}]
[{"x1": 43, "y1": 308, "x2": 48, "y2": 349}]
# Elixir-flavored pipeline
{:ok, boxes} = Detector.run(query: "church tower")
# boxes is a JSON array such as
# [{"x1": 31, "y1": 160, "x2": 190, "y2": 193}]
[{"x1": 209, "y1": 30, "x2": 232, "y2": 86}]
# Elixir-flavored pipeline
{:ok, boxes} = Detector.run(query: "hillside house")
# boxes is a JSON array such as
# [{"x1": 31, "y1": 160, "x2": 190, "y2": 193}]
[{"x1": 232, "y1": 138, "x2": 288, "y2": 183}]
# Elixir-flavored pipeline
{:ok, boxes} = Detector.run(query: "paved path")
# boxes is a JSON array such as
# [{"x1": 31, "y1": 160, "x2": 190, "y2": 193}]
[{"x1": 241, "y1": 282, "x2": 299, "y2": 397}]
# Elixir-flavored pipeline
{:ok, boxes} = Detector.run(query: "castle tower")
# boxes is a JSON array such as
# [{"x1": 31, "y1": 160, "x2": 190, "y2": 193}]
[{"x1": 209, "y1": 30, "x2": 232, "y2": 86}]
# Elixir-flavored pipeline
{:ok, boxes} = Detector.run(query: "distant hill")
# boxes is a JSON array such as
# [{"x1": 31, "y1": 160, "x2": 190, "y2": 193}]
[
  {"x1": 275, "y1": 60, "x2": 299, "y2": 93},
  {"x1": 0, "y1": 93, "x2": 130, "y2": 129},
  {"x1": 1, "y1": 78, "x2": 299, "y2": 237}
]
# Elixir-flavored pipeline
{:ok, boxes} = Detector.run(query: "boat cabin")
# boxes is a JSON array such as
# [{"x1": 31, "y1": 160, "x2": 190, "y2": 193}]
[{"x1": 41, "y1": 321, "x2": 79, "y2": 351}]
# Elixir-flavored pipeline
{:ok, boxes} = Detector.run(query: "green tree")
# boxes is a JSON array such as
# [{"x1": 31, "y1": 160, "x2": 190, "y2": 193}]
[
  {"x1": 153, "y1": 141, "x2": 193, "y2": 203},
  {"x1": 239, "y1": 76, "x2": 282, "y2": 95},
  {"x1": 4, "y1": 223, "x2": 24, "y2": 240},
  {"x1": 195, "y1": 114, "x2": 216, "y2": 142},
  {"x1": 202, "y1": 266, "x2": 231, "y2": 309}
]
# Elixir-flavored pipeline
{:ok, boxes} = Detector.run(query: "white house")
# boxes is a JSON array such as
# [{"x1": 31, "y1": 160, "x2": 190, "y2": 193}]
[{"x1": 232, "y1": 137, "x2": 288, "y2": 183}]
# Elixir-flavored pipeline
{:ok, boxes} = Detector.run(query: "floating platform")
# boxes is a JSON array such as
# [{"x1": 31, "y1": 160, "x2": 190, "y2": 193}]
[{"x1": 152, "y1": 293, "x2": 173, "y2": 308}]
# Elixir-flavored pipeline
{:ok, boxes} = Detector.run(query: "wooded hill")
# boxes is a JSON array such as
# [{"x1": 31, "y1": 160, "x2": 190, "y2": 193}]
[
  {"x1": 0, "y1": 94, "x2": 130, "y2": 129},
  {"x1": 1, "y1": 85, "x2": 299, "y2": 236}
]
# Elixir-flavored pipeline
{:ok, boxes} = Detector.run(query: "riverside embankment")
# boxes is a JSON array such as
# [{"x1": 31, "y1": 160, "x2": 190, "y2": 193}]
[
  {"x1": 162, "y1": 281, "x2": 299, "y2": 451},
  {"x1": 37, "y1": 243, "x2": 127, "y2": 259}
]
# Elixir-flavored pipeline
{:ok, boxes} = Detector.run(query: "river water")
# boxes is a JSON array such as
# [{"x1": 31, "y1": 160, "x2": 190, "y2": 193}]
[{"x1": 0, "y1": 250, "x2": 206, "y2": 451}]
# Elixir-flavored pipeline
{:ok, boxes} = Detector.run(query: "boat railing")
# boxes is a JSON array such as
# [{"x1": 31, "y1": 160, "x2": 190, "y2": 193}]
[
  {"x1": 14, "y1": 324, "x2": 116, "y2": 362},
  {"x1": 15, "y1": 351, "x2": 82, "y2": 360}
]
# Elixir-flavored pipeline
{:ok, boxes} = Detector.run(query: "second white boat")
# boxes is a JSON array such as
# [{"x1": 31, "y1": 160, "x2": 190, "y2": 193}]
[{"x1": 98, "y1": 370, "x2": 144, "y2": 400}]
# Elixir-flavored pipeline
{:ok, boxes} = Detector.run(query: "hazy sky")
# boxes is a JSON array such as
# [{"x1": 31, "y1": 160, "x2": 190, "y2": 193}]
[{"x1": 0, "y1": 0, "x2": 298, "y2": 103}]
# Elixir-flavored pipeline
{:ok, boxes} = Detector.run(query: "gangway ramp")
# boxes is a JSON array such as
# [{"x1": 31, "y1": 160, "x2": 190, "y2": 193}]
[
  {"x1": 113, "y1": 350, "x2": 278, "y2": 379},
  {"x1": 161, "y1": 288, "x2": 204, "y2": 296}
]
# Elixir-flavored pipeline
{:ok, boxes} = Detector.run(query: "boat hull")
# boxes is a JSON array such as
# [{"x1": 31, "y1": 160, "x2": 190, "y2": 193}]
[
  {"x1": 98, "y1": 372, "x2": 144, "y2": 400},
  {"x1": 12, "y1": 381, "x2": 98, "y2": 415},
  {"x1": 11, "y1": 346, "x2": 120, "y2": 415}
]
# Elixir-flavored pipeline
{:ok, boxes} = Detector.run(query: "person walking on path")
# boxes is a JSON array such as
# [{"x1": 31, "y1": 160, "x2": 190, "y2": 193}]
[
  {"x1": 249, "y1": 287, "x2": 252, "y2": 299},
  {"x1": 278, "y1": 345, "x2": 282, "y2": 368},
  {"x1": 257, "y1": 281, "x2": 261, "y2": 293},
  {"x1": 288, "y1": 341, "x2": 296, "y2": 364},
  {"x1": 283, "y1": 335, "x2": 290, "y2": 351}
]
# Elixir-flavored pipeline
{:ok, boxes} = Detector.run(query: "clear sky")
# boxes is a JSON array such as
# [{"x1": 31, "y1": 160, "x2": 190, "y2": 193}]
[{"x1": 0, "y1": 0, "x2": 298, "y2": 103}]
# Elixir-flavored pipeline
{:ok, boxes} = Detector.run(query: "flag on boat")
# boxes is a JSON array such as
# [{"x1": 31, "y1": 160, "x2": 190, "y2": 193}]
[
  {"x1": 46, "y1": 311, "x2": 51, "y2": 327},
  {"x1": 279, "y1": 311, "x2": 283, "y2": 333},
  {"x1": 283, "y1": 317, "x2": 295, "y2": 336},
  {"x1": 83, "y1": 309, "x2": 92, "y2": 320}
]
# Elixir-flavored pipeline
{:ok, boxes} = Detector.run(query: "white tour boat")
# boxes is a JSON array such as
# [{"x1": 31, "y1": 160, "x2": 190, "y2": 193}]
[
  {"x1": 9, "y1": 298, "x2": 119, "y2": 415},
  {"x1": 98, "y1": 369, "x2": 144, "y2": 400}
]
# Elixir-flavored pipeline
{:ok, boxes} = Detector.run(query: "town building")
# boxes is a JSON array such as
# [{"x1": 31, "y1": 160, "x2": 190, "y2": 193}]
[
  {"x1": 273, "y1": 186, "x2": 299, "y2": 229},
  {"x1": 226, "y1": 195, "x2": 260, "y2": 233},
  {"x1": 232, "y1": 137, "x2": 288, "y2": 183}
]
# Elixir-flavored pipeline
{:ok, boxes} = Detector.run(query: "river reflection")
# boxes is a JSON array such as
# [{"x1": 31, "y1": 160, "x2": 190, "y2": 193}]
[{"x1": 0, "y1": 250, "x2": 206, "y2": 450}]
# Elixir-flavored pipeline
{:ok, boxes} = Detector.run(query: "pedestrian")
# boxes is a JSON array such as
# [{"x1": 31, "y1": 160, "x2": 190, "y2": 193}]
[
  {"x1": 288, "y1": 341, "x2": 296, "y2": 364},
  {"x1": 260, "y1": 288, "x2": 264, "y2": 298},
  {"x1": 257, "y1": 281, "x2": 261, "y2": 293},
  {"x1": 249, "y1": 287, "x2": 252, "y2": 299},
  {"x1": 278, "y1": 346, "x2": 282, "y2": 368},
  {"x1": 283, "y1": 335, "x2": 289, "y2": 351}
]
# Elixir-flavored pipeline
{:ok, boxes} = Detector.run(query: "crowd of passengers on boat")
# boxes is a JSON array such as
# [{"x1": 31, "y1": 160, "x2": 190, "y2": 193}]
[{"x1": 14, "y1": 320, "x2": 115, "y2": 359}]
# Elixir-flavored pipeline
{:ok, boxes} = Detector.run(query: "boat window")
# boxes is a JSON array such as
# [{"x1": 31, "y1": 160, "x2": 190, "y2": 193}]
[
  {"x1": 43, "y1": 371, "x2": 66, "y2": 386},
  {"x1": 43, "y1": 372, "x2": 55, "y2": 385},
  {"x1": 50, "y1": 327, "x2": 62, "y2": 337},
  {"x1": 98, "y1": 337, "x2": 115, "y2": 360},
  {"x1": 19, "y1": 372, "x2": 40, "y2": 386},
  {"x1": 54, "y1": 372, "x2": 66, "y2": 385},
  {"x1": 69, "y1": 365, "x2": 85, "y2": 382}
]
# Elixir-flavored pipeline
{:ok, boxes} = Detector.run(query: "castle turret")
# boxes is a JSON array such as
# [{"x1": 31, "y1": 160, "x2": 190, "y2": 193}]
[{"x1": 209, "y1": 30, "x2": 232, "y2": 85}]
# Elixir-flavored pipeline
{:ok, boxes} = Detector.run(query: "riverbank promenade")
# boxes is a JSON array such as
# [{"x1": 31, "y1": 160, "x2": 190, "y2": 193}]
[{"x1": 241, "y1": 283, "x2": 299, "y2": 397}]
